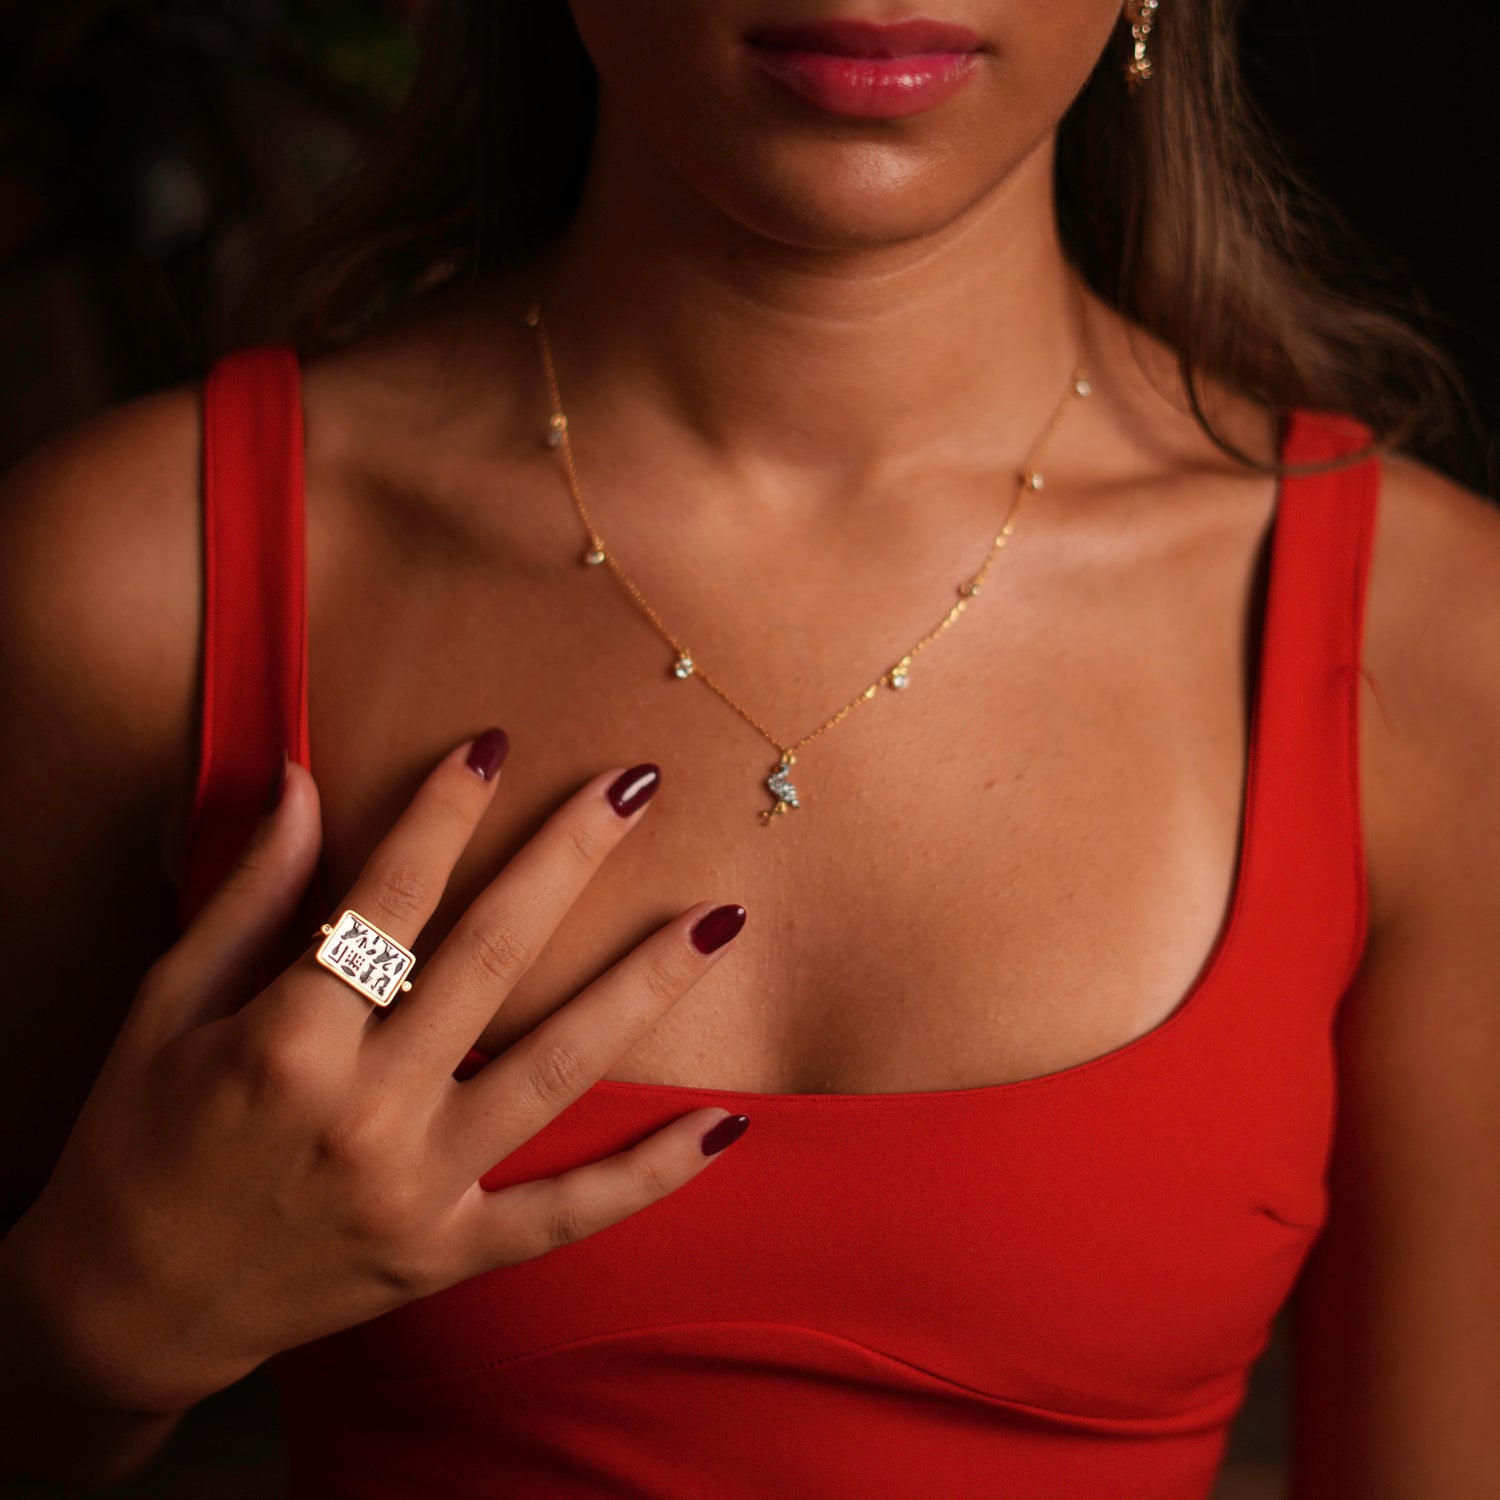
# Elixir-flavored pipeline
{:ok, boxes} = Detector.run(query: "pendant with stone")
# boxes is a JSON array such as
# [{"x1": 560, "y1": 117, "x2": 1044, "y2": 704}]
[
  {"x1": 760, "y1": 754, "x2": 799, "y2": 824},
  {"x1": 671, "y1": 652, "x2": 695, "y2": 679},
  {"x1": 888, "y1": 656, "x2": 912, "y2": 691}
]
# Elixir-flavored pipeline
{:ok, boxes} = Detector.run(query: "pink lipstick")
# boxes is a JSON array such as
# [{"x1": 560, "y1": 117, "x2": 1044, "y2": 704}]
[{"x1": 744, "y1": 17, "x2": 984, "y2": 120}]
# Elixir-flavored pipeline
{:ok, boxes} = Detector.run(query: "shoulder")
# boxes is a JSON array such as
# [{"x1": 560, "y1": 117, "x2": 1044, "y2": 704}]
[
  {"x1": 0, "y1": 381, "x2": 204, "y2": 838},
  {"x1": 0, "y1": 379, "x2": 202, "y2": 610},
  {"x1": 1287, "y1": 446, "x2": 1500, "y2": 1489},
  {"x1": 0, "y1": 383, "x2": 208, "y2": 1204},
  {"x1": 1359, "y1": 449, "x2": 1500, "y2": 931}
]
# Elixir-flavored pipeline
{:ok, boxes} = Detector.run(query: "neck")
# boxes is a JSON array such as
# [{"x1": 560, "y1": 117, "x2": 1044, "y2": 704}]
[{"x1": 527, "y1": 103, "x2": 1088, "y2": 493}]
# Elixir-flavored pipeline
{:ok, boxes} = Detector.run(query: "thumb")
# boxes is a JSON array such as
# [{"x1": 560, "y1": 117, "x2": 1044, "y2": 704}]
[{"x1": 141, "y1": 751, "x2": 325, "y2": 1039}]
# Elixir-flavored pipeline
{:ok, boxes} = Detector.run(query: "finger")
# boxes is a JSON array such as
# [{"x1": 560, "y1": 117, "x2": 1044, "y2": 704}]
[
  {"x1": 369, "y1": 762, "x2": 663, "y2": 1073},
  {"x1": 440, "y1": 900, "x2": 747, "y2": 1179},
  {"x1": 453, "y1": 1105, "x2": 751, "y2": 1271},
  {"x1": 133, "y1": 753, "x2": 322, "y2": 1047},
  {"x1": 269, "y1": 728, "x2": 510, "y2": 1034}
]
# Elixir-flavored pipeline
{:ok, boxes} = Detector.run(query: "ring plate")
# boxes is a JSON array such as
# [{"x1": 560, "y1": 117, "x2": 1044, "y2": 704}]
[{"x1": 314, "y1": 909, "x2": 416, "y2": 1008}]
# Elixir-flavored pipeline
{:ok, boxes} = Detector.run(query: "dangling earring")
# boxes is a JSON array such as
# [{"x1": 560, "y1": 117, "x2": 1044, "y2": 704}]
[{"x1": 1123, "y1": 0, "x2": 1159, "y2": 90}]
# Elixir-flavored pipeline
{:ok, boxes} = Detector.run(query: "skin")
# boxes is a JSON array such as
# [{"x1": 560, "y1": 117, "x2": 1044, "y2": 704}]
[{"x1": 0, "y1": 0, "x2": 1496, "y2": 1491}]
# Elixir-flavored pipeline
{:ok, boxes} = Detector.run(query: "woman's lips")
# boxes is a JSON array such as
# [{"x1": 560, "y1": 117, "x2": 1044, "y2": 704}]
[{"x1": 743, "y1": 18, "x2": 984, "y2": 120}]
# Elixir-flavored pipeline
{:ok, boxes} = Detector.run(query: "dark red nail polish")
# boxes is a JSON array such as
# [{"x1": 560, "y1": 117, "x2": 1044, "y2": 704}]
[
  {"x1": 607, "y1": 763, "x2": 660, "y2": 817},
  {"x1": 690, "y1": 904, "x2": 747, "y2": 955},
  {"x1": 700, "y1": 1114, "x2": 751, "y2": 1156},
  {"x1": 466, "y1": 728, "x2": 510, "y2": 781},
  {"x1": 262, "y1": 749, "x2": 288, "y2": 815}
]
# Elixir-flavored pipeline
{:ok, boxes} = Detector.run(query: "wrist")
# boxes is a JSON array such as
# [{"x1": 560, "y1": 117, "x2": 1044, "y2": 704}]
[{"x1": 0, "y1": 1205, "x2": 204, "y2": 1420}]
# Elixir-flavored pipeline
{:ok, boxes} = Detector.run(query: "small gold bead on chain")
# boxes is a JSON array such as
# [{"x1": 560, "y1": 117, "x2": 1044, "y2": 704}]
[{"x1": 525, "y1": 297, "x2": 1090, "y2": 822}]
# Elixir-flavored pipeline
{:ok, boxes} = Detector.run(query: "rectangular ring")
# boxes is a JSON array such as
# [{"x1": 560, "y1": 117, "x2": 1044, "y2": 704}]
[{"x1": 314, "y1": 908, "x2": 417, "y2": 1008}]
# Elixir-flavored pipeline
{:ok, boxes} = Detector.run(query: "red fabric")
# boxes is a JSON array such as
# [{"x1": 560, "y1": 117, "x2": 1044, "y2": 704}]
[
  {"x1": 178, "y1": 346, "x2": 1378, "y2": 1499},
  {"x1": 176, "y1": 347, "x2": 314, "y2": 931}
]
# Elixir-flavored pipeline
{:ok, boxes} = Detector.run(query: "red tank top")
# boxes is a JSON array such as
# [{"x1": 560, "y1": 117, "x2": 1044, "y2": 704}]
[{"x1": 176, "y1": 346, "x2": 1379, "y2": 1499}]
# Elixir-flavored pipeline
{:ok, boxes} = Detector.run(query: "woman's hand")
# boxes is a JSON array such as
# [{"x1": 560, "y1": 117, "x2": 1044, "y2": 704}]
[{"x1": 0, "y1": 731, "x2": 748, "y2": 1420}]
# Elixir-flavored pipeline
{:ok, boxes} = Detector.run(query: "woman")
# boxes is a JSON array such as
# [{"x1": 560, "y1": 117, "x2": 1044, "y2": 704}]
[{"x1": 0, "y1": 1, "x2": 1495, "y2": 1495}]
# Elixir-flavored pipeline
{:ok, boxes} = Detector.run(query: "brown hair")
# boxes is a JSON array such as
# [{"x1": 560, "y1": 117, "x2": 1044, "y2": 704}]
[{"x1": 250, "y1": 0, "x2": 1469, "y2": 474}]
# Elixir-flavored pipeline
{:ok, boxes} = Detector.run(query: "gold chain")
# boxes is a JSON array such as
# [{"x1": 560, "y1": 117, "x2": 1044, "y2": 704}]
[{"x1": 523, "y1": 302, "x2": 1091, "y2": 823}]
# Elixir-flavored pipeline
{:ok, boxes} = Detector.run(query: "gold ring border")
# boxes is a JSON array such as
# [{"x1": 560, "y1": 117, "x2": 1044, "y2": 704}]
[{"x1": 311, "y1": 908, "x2": 416, "y2": 1008}]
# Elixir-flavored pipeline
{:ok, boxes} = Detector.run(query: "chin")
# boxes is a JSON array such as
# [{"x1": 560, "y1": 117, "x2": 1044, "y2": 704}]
[
  {"x1": 577, "y1": 54, "x2": 1069, "y2": 257},
  {"x1": 679, "y1": 134, "x2": 1049, "y2": 253},
  {"x1": 565, "y1": 0, "x2": 1119, "y2": 258}
]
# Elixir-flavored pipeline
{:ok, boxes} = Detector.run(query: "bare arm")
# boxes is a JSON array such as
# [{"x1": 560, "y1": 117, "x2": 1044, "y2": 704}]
[
  {"x1": 1289, "y1": 459, "x2": 1500, "y2": 1497},
  {"x1": 0, "y1": 385, "x2": 204, "y2": 1210},
  {"x1": 0, "y1": 383, "x2": 749, "y2": 1491},
  {"x1": 0, "y1": 388, "x2": 205, "y2": 1478}
]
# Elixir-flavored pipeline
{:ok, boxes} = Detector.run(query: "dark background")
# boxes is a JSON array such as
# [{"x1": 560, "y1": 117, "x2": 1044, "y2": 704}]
[
  {"x1": 2, "y1": 0, "x2": 1496, "y2": 492},
  {"x1": 2, "y1": 2, "x2": 1496, "y2": 1496}
]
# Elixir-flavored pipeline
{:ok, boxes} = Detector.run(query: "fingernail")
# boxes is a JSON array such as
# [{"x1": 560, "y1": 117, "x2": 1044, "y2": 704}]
[
  {"x1": 607, "y1": 763, "x2": 660, "y2": 817},
  {"x1": 700, "y1": 1113, "x2": 751, "y2": 1156},
  {"x1": 465, "y1": 728, "x2": 510, "y2": 781},
  {"x1": 690, "y1": 904, "x2": 746, "y2": 955},
  {"x1": 262, "y1": 748, "x2": 288, "y2": 815}
]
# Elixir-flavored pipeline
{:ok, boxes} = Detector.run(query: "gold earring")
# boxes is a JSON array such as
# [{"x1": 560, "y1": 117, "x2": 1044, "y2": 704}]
[{"x1": 1124, "y1": 0, "x2": 1159, "y2": 90}]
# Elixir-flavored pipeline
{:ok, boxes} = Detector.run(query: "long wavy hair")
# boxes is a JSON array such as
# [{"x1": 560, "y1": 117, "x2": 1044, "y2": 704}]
[{"x1": 251, "y1": 0, "x2": 1467, "y2": 473}]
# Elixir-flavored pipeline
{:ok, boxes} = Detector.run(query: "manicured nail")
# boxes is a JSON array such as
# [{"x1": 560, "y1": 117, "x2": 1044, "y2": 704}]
[
  {"x1": 262, "y1": 748, "x2": 288, "y2": 815},
  {"x1": 700, "y1": 1113, "x2": 751, "y2": 1156},
  {"x1": 465, "y1": 728, "x2": 510, "y2": 781},
  {"x1": 607, "y1": 763, "x2": 660, "y2": 817},
  {"x1": 690, "y1": 903, "x2": 747, "y2": 955}
]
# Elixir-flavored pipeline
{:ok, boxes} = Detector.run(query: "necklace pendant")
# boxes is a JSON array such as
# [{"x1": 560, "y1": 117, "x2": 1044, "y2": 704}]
[
  {"x1": 888, "y1": 657, "x2": 912, "y2": 691},
  {"x1": 672, "y1": 652, "x2": 695, "y2": 679},
  {"x1": 583, "y1": 544, "x2": 606, "y2": 566},
  {"x1": 760, "y1": 755, "x2": 799, "y2": 824}
]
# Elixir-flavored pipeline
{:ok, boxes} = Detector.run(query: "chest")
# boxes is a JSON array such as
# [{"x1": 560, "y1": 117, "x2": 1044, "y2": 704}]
[{"x1": 307, "y1": 476, "x2": 1271, "y2": 1095}]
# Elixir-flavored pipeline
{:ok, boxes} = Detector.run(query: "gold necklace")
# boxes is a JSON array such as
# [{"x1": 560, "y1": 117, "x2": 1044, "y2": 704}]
[{"x1": 523, "y1": 302, "x2": 1091, "y2": 824}]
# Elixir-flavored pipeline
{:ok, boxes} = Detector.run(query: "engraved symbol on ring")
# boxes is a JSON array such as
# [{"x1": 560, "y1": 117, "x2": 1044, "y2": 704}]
[{"x1": 314, "y1": 910, "x2": 416, "y2": 1007}]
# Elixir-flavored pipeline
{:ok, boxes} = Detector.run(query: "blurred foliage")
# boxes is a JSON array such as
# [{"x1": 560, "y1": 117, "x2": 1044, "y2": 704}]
[
  {"x1": 271, "y1": 0, "x2": 422, "y2": 108},
  {"x1": 0, "y1": 0, "x2": 422, "y2": 467}
]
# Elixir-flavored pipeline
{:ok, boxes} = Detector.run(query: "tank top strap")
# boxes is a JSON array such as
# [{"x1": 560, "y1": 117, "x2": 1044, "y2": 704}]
[
  {"x1": 176, "y1": 344, "x2": 308, "y2": 931},
  {"x1": 1240, "y1": 407, "x2": 1379, "y2": 993}
]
